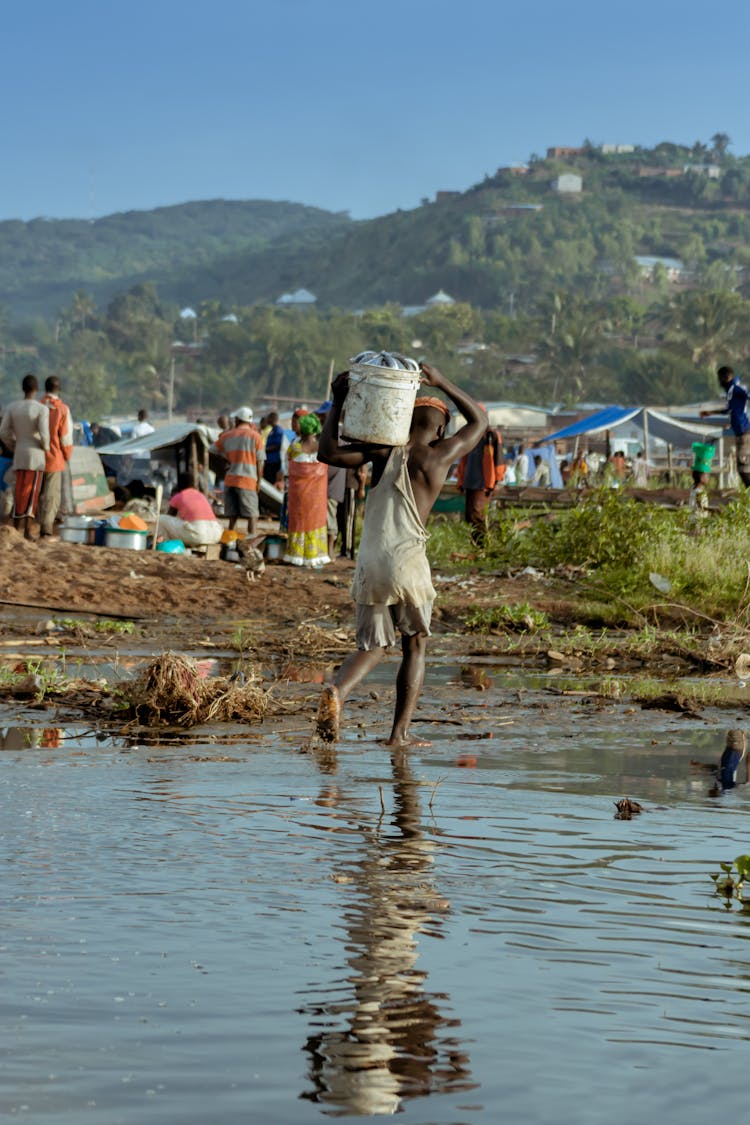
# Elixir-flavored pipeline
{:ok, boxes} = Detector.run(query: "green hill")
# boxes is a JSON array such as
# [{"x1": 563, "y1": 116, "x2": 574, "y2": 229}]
[
  {"x1": 184, "y1": 142, "x2": 750, "y2": 312},
  {"x1": 3, "y1": 139, "x2": 750, "y2": 419},
  {"x1": 3, "y1": 142, "x2": 750, "y2": 320},
  {"x1": 0, "y1": 199, "x2": 351, "y2": 317}
]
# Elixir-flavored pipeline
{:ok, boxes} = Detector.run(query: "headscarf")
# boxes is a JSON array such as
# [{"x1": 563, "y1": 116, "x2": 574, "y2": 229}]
[
  {"x1": 299, "y1": 412, "x2": 322, "y2": 437},
  {"x1": 414, "y1": 396, "x2": 450, "y2": 418}
]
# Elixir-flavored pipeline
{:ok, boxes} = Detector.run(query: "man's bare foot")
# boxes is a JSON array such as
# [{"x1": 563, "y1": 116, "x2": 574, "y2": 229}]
[
  {"x1": 316, "y1": 685, "x2": 341, "y2": 743},
  {"x1": 382, "y1": 735, "x2": 432, "y2": 748}
]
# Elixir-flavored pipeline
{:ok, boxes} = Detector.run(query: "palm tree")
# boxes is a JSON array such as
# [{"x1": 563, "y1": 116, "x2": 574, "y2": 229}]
[
  {"x1": 536, "y1": 293, "x2": 603, "y2": 402},
  {"x1": 710, "y1": 132, "x2": 731, "y2": 161},
  {"x1": 660, "y1": 290, "x2": 749, "y2": 369}
]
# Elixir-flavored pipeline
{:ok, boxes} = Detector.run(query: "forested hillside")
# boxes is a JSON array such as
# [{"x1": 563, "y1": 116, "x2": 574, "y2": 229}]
[
  {"x1": 2, "y1": 137, "x2": 750, "y2": 419},
  {"x1": 0, "y1": 200, "x2": 351, "y2": 317}
]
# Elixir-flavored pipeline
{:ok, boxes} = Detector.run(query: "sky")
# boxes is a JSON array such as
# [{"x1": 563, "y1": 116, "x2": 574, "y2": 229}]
[{"x1": 3, "y1": 0, "x2": 749, "y2": 223}]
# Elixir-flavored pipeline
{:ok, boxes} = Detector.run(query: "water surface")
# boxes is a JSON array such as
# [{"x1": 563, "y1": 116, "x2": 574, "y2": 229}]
[{"x1": 2, "y1": 663, "x2": 749, "y2": 1123}]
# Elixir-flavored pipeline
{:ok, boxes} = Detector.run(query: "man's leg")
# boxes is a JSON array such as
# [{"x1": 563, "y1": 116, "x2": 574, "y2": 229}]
[
  {"x1": 465, "y1": 489, "x2": 488, "y2": 548},
  {"x1": 39, "y1": 471, "x2": 62, "y2": 536},
  {"x1": 225, "y1": 486, "x2": 238, "y2": 531},
  {"x1": 737, "y1": 434, "x2": 750, "y2": 487},
  {"x1": 317, "y1": 647, "x2": 385, "y2": 742},
  {"x1": 385, "y1": 632, "x2": 429, "y2": 748},
  {"x1": 246, "y1": 489, "x2": 259, "y2": 537}
]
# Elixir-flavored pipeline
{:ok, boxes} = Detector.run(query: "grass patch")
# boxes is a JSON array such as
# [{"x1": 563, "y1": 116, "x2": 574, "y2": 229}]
[
  {"x1": 427, "y1": 489, "x2": 750, "y2": 626},
  {"x1": 466, "y1": 602, "x2": 550, "y2": 634},
  {"x1": 598, "y1": 675, "x2": 738, "y2": 707}
]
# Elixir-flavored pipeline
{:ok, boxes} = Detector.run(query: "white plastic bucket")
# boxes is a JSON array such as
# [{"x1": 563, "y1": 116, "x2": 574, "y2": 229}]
[{"x1": 343, "y1": 363, "x2": 422, "y2": 446}]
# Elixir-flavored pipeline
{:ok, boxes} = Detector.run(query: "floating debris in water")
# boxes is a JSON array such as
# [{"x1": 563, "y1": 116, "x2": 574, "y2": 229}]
[
  {"x1": 614, "y1": 797, "x2": 643, "y2": 820},
  {"x1": 126, "y1": 651, "x2": 271, "y2": 727}
]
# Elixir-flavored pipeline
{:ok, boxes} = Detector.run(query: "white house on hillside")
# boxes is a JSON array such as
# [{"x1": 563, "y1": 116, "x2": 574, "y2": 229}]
[
  {"x1": 425, "y1": 289, "x2": 455, "y2": 308},
  {"x1": 276, "y1": 288, "x2": 317, "y2": 306},
  {"x1": 684, "y1": 163, "x2": 721, "y2": 179},
  {"x1": 551, "y1": 173, "x2": 582, "y2": 194}
]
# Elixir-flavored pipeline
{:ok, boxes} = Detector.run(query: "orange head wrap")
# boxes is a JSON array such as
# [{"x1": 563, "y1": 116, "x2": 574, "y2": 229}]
[{"x1": 414, "y1": 396, "x2": 450, "y2": 418}]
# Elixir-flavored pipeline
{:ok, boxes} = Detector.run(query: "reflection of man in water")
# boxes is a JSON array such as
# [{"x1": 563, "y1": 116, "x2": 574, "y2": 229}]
[{"x1": 300, "y1": 752, "x2": 474, "y2": 1114}]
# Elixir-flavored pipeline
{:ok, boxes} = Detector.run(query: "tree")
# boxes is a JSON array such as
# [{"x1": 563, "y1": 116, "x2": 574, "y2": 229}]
[
  {"x1": 658, "y1": 289, "x2": 750, "y2": 370},
  {"x1": 61, "y1": 290, "x2": 96, "y2": 335},
  {"x1": 711, "y1": 132, "x2": 731, "y2": 161},
  {"x1": 536, "y1": 293, "x2": 603, "y2": 402},
  {"x1": 59, "y1": 329, "x2": 116, "y2": 419},
  {"x1": 358, "y1": 305, "x2": 412, "y2": 353}
]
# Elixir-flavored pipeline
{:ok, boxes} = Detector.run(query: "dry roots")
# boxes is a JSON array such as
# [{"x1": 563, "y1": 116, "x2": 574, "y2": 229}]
[{"x1": 126, "y1": 651, "x2": 271, "y2": 727}]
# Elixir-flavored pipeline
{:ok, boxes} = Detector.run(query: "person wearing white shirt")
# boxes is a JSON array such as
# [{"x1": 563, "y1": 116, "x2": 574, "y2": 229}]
[
  {"x1": 131, "y1": 409, "x2": 155, "y2": 438},
  {"x1": 514, "y1": 443, "x2": 531, "y2": 485}
]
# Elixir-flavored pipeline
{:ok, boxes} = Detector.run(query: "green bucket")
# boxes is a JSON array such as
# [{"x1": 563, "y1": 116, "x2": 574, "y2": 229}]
[{"x1": 692, "y1": 441, "x2": 716, "y2": 473}]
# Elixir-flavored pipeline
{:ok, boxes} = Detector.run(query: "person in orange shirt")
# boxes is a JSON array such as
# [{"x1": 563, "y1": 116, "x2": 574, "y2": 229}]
[
  {"x1": 39, "y1": 376, "x2": 73, "y2": 538},
  {"x1": 456, "y1": 426, "x2": 503, "y2": 547},
  {"x1": 214, "y1": 407, "x2": 265, "y2": 534}
]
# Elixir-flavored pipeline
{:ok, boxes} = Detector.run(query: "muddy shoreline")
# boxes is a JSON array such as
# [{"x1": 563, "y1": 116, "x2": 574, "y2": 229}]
[{"x1": 1, "y1": 526, "x2": 747, "y2": 736}]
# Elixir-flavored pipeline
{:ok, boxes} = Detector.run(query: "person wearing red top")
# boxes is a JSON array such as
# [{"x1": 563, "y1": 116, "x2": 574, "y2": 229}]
[
  {"x1": 214, "y1": 406, "x2": 265, "y2": 534},
  {"x1": 157, "y1": 473, "x2": 222, "y2": 547},
  {"x1": 38, "y1": 376, "x2": 73, "y2": 537}
]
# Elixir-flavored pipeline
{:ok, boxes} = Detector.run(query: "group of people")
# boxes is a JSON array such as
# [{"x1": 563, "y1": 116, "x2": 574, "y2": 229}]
[
  {"x1": 4, "y1": 360, "x2": 749, "y2": 754},
  {"x1": 0, "y1": 374, "x2": 183, "y2": 543},
  {"x1": 209, "y1": 402, "x2": 366, "y2": 567},
  {"x1": 0, "y1": 374, "x2": 73, "y2": 539}
]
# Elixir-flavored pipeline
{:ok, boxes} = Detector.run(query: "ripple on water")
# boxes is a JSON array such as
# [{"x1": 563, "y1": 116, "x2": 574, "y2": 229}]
[{"x1": 2, "y1": 679, "x2": 750, "y2": 1122}]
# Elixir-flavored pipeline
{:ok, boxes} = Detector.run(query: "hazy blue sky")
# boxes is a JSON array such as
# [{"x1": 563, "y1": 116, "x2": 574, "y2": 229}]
[{"x1": 3, "y1": 0, "x2": 748, "y2": 222}]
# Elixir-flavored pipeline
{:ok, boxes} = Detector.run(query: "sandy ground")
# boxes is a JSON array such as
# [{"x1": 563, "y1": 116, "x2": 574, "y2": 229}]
[
  {"x1": 0, "y1": 523, "x2": 559, "y2": 641},
  {"x1": 0, "y1": 525, "x2": 356, "y2": 626}
]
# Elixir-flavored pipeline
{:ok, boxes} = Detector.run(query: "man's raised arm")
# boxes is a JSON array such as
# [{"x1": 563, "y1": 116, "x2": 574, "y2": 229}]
[{"x1": 420, "y1": 363, "x2": 487, "y2": 460}]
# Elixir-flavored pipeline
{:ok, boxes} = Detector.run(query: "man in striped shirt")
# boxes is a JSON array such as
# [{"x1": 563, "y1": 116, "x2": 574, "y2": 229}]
[{"x1": 215, "y1": 407, "x2": 265, "y2": 534}]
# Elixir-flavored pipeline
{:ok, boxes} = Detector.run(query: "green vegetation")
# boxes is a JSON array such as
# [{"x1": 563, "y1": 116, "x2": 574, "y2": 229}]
[
  {"x1": 54, "y1": 617, "x2": 136, "y2": 635},
  {"x1": 2, "y1": 138, "x2": 750, "y2": 416},
  {"x1": 598, "y1": 676, "x2": 735, "y2": 707},
  {"x1": 427, "y1": 487, "x2": 750, "y2": 627},
  {"x1": 0, "y1": 658, "x2": 68, "y2": 700},
  {"x1": 466, "y1": 602, "x2": 550, "y2": 633},
  {"x1": 712, "y1": 855, "x2": 750, "y2": 907},
  {"x1": 494, "y1": 490, "x2": 750, "y2": 622}
]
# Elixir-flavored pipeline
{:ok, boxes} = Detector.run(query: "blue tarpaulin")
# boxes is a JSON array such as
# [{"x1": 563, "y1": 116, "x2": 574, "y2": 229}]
[{"x1": 537, "y1": 406, "x2": 720, "y2": 449}]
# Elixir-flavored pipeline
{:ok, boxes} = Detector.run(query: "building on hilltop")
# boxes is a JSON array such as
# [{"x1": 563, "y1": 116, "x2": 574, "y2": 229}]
[
  {"x1": 684, "y1": 163, "x2": 721, "y2": 178},
  {"x1": 425, "y1": 289, "x2": 455, "y2": 308},
  {"x1": 547, "y1": 146, "x2": 585, "y2": 159},
  {"x1": 275, "y1": 288, "x2": 317, "y2": 306},
  {"x1": 402, "y1": 290, "x2": 456, "y2": 317},
  {"x1": 599, "y1": 144, "x2": 635, "y2": 155},
  {"x1": 551, "y1": 173, "x2": 582, "y2": 194}
]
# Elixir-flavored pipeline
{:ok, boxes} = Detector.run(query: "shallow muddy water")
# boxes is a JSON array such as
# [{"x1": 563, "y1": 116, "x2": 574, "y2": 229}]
[{"x1": 2, "y1": 661, "x2": 750, "y2": 1123}]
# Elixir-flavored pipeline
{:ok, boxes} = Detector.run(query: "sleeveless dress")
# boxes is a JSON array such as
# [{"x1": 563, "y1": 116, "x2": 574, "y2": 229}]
[{"x1": 352, "y1": 446, "x2": 435, "y2": 608}]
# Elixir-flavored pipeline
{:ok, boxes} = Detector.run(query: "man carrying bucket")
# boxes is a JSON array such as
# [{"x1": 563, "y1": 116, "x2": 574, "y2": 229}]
[{"x1": 316, "y1": 360, "x2": 487, "y2": 748}]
